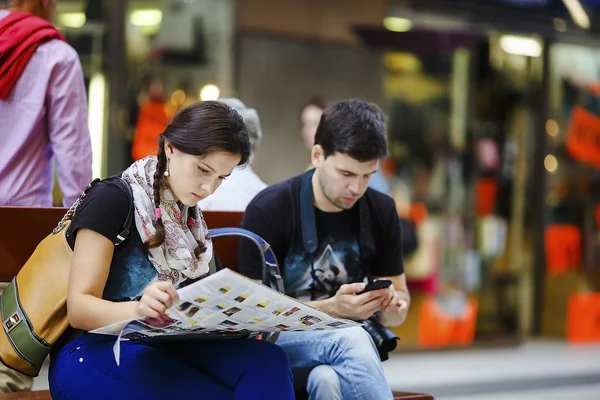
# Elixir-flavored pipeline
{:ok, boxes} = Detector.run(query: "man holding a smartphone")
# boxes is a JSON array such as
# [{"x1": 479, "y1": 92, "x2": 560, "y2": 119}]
[{"x1": 238, "y1": 99, "x2": 412, "y2": 400}]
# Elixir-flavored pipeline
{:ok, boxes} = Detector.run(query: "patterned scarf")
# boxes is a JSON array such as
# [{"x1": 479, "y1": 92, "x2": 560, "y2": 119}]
[{"x1": 122, "y1": 156, "x2": 212, "y2": 285}]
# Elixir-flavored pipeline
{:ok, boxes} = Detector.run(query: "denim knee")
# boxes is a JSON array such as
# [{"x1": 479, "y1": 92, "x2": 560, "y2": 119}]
[
  {"x1": 308, "y1": 364, "x2": 339, "y2": 386},
  {"x1": 307, "y1": 365, "x2": 342, "y2": 400},
  {"x1": 337, "y1": 327, "x2": 377, "y2": 353}
]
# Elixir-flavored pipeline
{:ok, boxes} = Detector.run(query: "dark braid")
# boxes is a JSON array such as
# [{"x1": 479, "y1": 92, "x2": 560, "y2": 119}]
[
  {"x1": 192, "y1": 207, "x2": 207, "y2": 258},
  {"x1": 144, "y1": 137, "x2": 167, "y2": 252}
]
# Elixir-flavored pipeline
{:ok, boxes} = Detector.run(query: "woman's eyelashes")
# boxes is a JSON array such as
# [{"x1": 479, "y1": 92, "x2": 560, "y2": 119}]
[{"x1": 197, "y1": 164, "x2": 227, "y2": 181}]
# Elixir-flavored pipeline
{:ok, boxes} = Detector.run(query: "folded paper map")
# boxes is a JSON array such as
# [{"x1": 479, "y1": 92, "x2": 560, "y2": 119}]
[{"x1": 91, "y1": 268, "x2": 360, "y2": 364}]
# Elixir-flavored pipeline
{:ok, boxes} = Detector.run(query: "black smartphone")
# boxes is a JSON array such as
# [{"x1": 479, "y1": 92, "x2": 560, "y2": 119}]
[{"x1": 358, "y1": 279, "x2": 392, "y2": 295}]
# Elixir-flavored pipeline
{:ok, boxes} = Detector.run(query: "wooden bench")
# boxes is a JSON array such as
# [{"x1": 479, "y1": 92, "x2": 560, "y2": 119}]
[{"x1": 0, "y1": 206, "x2": 433, "y2": 400}]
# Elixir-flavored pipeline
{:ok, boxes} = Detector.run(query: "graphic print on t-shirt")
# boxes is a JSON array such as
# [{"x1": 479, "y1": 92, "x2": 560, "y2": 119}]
[{"x1": 283, "y1": 237, "x2": 364, "y2": 300}]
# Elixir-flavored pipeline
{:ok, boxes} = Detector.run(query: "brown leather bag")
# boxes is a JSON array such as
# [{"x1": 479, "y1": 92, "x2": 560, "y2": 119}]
[{"x1": 0, "y1": 178, "x2": 133, "y2": 376}]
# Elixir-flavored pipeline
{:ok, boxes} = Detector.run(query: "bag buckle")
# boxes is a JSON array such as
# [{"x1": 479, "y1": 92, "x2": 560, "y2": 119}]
[{"x1": 3, "y1": 312, "x2": 22, "y2": 334}]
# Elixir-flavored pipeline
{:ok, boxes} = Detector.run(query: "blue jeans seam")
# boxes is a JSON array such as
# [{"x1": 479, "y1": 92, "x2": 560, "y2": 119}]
[{"x1": 55, "y1": 384, "x2": 77, "y2": 400}]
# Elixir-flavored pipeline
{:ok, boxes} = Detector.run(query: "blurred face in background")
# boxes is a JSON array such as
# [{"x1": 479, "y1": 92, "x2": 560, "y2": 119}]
[
  {"x1": 300, "y1": 104, "x2": 324, "y2": 152},
  {"x1": 148, "y1": 81, "x2": 165, "y2": 103},
  {"x1": 9, "y1": 0, "x2": 56, "y2": 22},
  {"x1": 41, "y1": 0, "x2": 56, "y2": 21}
]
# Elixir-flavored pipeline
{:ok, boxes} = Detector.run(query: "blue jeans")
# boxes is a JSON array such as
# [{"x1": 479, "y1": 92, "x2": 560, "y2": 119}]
[
  {"x1": 49, "y1": 334, "x2": 294, "y2": 400},
  {"x1": 276, "y1": 327, "x2": 393, "y2": 400}
]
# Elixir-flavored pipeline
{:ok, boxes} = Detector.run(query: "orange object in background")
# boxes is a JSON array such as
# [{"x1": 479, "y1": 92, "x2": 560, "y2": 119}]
[
  {"x1": 566, "y1": 106, "x2": 600, "y2": 169},
  {"x1": 409, "y1": 202, "x2": 428, "y2": 226},
  {"x1": 418, "y1": 297, "x2": 478, "y2": 348},
  {"x1": 131, "y1": 100, "x2": 170, "y2": 161},
  {"x1": 567, "y1": 293, "x2": 600, "y2": 343},
  {"x1": 544, "y1": 224, "x2": 581, "y2": 275},
  {"x1": 475, "y1": 178, "x2": 498, "y2": 216},
  {"x1": 381, "y1": 157, "x2": 397, "y2": 177}
]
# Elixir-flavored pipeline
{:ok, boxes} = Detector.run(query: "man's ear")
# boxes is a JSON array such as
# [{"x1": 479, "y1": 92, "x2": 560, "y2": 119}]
[{"x1": 311, "y1": 145, "x2": 324, "y2": 168}]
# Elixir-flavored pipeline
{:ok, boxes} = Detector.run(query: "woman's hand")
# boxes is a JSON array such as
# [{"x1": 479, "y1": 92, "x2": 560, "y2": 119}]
[{"x1": 135, "y1": 281, "x2": 180, "y2": 319}]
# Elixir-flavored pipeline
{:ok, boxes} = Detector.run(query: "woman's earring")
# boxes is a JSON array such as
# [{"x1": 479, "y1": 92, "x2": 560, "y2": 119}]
[{"x1": 164, "y1": 159, "x2": 170, "y2": 177}]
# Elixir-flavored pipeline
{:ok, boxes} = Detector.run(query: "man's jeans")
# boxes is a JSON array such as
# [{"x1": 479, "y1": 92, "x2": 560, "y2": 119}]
[{"x1": 276, "y1": 326, "x2": 393, "y2": 400}]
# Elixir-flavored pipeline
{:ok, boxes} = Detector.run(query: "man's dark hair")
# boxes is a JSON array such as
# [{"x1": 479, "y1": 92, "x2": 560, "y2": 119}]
[{"x1": 314, "y1": 99, "x2": 388, "y2": 162}]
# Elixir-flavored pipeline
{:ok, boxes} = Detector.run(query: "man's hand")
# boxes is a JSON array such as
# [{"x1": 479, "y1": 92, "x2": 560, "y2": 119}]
[
  {"x1": 380, "y1": 285, "x2": 406, "y2": 312},
  {"x1": 329, "y1": 283, "x2": 390, "y2": 320},
  {"x1": 377, "y1": 281, "x2": 410, "y2": 327}
]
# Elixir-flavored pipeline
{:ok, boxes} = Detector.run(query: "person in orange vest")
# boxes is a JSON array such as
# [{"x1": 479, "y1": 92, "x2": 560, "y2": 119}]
[{"x1": 131, "y1": 81, "x2": 170, "y2": 161}]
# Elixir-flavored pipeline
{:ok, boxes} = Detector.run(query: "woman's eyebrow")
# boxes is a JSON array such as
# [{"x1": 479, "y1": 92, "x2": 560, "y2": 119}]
[{"x1": 199, "y1": 160, "x2": 216, "y2": 173}]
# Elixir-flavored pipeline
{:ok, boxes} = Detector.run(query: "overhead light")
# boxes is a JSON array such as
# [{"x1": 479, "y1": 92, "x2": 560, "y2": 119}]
[
  {"x1": 383, "y1": 17, "x2": 413, "y2": 33},
  {"x1": 546, "y1": 119, "x2": 559, "y2": 136},
  {"x1": 170, "y1": 90, "x2": 186, "y2": 107},
  {"x1": 544, "y1": 154, "x2": 558, "y2": 173},
  {"x1": 562, "y1": 0, "x2": 590, "y2": 29},
  {"x1": 199, "y1": 84, "x2": 220, "y2": 101},
  {"x1": 553, "y1": 18, "x2": 567, "y2": 32},
  {"x1": 130, "y1": 9, "x2": 163, "y2": 27},
  {"x1": 384, "y1": 52, "x2": 421, "y2": 73},
  {"x1": 500, "y1": 35, "x2": 542, "y2": 57},
  {"x1": 88, "y1": 73, "x2": 106, "y2": 179},
  {"x1": 58, "y1": 12, "x2": 86, "y2": 28}
]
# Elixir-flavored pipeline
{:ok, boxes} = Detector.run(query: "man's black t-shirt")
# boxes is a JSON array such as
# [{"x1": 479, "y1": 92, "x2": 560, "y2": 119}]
[{"x1": 238, "y1": 172, "x2": 405, "y2": 300}]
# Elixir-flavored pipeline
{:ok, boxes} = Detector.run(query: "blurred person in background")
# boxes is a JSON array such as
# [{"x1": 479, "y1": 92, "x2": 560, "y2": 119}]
[
  {"x1": 0, "y1": 0, "x2": 92, "y2": 208},
  {"x1": 300, "y1": 96, "x2": 392, "y2": 195},
  {"x1": 199, "y1": 97, "x2": 267, "y2": 211},
  {"x1": 131, "y1": 80, "x2": 170, "y2": 161},
  {"x1": 300, "y1": 96, "x2": 329, "y2": 153},
  {"x1": 0, "y1": 0, "x2": 92, "y2": 392}
]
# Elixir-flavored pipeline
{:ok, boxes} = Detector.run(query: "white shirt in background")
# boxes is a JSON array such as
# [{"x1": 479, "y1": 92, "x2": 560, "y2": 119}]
[{"x1": 199, "y1": 165, "x2": 267, "y2": 211}]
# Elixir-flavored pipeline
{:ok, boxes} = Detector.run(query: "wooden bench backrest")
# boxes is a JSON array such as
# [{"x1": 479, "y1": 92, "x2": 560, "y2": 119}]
[
  {"x1": 203, "y1": 211, "x2": 244, "y2": 271},
  {"x1": 0, "y1": 207, "x2": 243, "y2": 281}
]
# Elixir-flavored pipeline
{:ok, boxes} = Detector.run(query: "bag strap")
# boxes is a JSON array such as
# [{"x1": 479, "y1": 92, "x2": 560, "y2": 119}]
[
  {"x1": 52, "y1": 176, "x2": 134, "y2": 247},
  {"x1": 300, "y1": 169, "x2": 318, "y2": 255},
  {"x1": 114, "y1": 177, "x2": 134, "y2": 246},
  {"x1": 52, "y1": 178, "x2": 101, "y2": 235},
  {"x1": 208, "y1": 227, "x2": 284, "y2": 294},
  {"x1": 299, "y1": 169, "x2": 377, "y2": 285}
]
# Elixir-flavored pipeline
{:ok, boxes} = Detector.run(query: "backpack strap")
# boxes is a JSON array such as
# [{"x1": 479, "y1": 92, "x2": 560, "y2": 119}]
[
  {"x1": 300, "y1": 169, "x2": 319, "y2": 255},
  {"x1": 208, "y1": 227, "x2": 284, "y2": 293},
  {"x1": 208, "y1": 227, "x2": 284, "y2": 343}
]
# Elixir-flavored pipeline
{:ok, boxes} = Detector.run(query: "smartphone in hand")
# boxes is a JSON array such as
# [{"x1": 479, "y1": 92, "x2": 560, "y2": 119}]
[{"x1": 357, "y1": 279, "x2": 392, "y2": 295}]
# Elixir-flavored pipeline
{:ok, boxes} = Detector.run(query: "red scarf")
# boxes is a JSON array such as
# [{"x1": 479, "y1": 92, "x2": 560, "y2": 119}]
[{"x1": 0, "y1": 11, "x2": 66, "y2": 100}]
